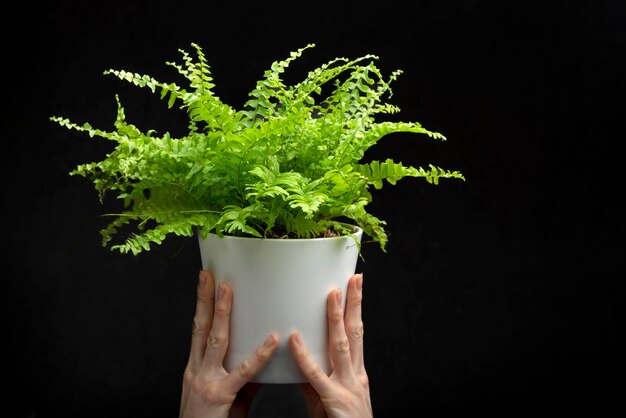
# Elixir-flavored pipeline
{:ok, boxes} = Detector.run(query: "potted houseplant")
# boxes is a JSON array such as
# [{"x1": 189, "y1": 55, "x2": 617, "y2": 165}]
[{"x1": 51, "y1": 43, "x2": 464, "y2": 383}]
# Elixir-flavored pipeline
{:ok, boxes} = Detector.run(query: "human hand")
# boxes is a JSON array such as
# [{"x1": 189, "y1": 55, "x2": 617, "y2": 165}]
[
  {"x1": 289, "y1": 273, "x2": 373, "y2": 418},
  {"x1": 179, "y1": 270, "x2": 279, "y2": 418}
]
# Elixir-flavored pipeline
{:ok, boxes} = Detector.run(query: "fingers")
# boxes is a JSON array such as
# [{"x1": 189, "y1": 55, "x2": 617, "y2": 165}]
[
  {"x1": 181, "y1": 274, "x2": 279, "y2": 416},
  {"x1": 181, "y1": 270, "x2": 215, "y2": 417},
  {"x1": 222, "y1": 333, "x2": 279, "y2": 393},
  {"x1": 344, "y1": 273, "x2": 365, "y2": 372},
  {"x1": 289, "y1": 332, "x2": 333, "y2": 396},
  {"x1": 199, "y1": 282, "x2": 233, "y2": 373},
  {"x1": 327, "y1": 287, "x2": 356, "y2": 383},
  {"x1": 187, "y1": 270, "x2": 215, "y2": 372}
]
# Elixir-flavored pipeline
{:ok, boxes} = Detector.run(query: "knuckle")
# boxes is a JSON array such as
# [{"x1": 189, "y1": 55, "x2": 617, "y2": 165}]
[
  {"x1": 191, "y1": 374, "x2": 210, "y2": 393},
  {"x1": 194, "y1": 378, "x2": 235, "y2": 405},
  {"x1": 213, "y1": 302, "x2": 230, "y2": 317},
  {"x1": 182, "y1": 368, "x2": 195, "y2": 385},
  {"x1": 199, "y1": 383, "x2": 231, "y2": 404},
  {"x1": 360, "y1": 372, "x2": 370, "y2": 388},
  {"x1": 254, "y1": 347, "x2": 270, "y2": 363},
  {"x1": 207, "y1": 332, "x2": 228, "y2": 350},
  {"x1": 334, "y1": 338, "x2": 350, "y2": 353},
  {"x1": 190, "y1": 375, "x2": 236, "y2": 406},
  {"x1": 330, "y1": 310, "x2": 344, "y2": 323},
  {"x1": 350, "y1": 322, "x2": 364, "y2": 341},
  {"x1": 237, "y1": 360, "x2": 250, "y2": 379},
  {"x1": 191, "y1": 318, "x2": 211, "y2": 335}
]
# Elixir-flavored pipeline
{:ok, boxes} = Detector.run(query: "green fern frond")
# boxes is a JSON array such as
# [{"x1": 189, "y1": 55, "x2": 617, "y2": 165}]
[
  {"x1": 356, "y1": 159, "x2": 465, "y2": 188},
  {"x1": 52, "y1": 42, "x2": 464, "y2": 254},
  {"x1": 216, "y1": 205, "x2": 264, "y2": 237},
  {"x1": 50, "y1": 116, "x2": 120, "y2": 141},
  {"x1": 242, "y1": 43, "x2": 316, "y2": 127},
  {"x1": 419, "y1": 164, "x2": 466, "y2": 185},
  {"x1": 355, "y1": 159, "x2": 420, "y2": 189}
]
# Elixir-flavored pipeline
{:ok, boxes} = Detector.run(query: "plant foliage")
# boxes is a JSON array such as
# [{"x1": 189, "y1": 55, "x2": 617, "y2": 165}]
[{"x1": 51, "y1": 43, "x2": 464, "y2": 255}]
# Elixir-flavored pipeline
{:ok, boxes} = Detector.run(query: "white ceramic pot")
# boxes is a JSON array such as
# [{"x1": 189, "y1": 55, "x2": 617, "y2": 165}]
[{"x1": 197, "y1": 225, "x2": 362, "y2": 384}]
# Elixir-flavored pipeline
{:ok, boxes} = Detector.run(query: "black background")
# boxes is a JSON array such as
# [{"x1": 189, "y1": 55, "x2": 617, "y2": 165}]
[{"x1": 3, "y1": 1, "x2": 624, "y2": 417}]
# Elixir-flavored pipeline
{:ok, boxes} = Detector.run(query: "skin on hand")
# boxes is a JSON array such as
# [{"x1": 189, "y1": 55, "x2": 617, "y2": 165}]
[
  {"x1": 289, "y1": 273, "x2": 373, "y2": 418},
  {"x1": 179, "y1": 270, "x2": 279, "y2": 418}
]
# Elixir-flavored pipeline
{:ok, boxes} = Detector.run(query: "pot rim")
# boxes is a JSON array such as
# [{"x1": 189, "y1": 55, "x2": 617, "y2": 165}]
[{"x1": 199, "y1": 223, "x2": 363, "y2": 242}]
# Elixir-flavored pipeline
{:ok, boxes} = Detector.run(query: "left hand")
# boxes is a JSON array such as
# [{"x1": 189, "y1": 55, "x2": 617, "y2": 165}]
[{"x1": 179, "y1": 270, "x2": 279, "y2": 418}]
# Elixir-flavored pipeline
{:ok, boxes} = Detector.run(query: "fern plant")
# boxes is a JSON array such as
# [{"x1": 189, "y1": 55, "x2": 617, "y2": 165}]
[{"x1": 51, "y1": 43, "x2": 464, "y2": 255}]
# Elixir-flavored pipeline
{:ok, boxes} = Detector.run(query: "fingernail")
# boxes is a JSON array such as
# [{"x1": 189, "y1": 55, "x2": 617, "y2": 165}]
[
  {"x1": 335, "y1": 288, "x2": 342, "y2": 305},
  {"x1": 264, "y1": 334, "x2": 277, "y2": 347},
  {"x1": 292, "y1": 332, "x2": 303, "y2": 346},
  {"x1": 356, "y1": 273, "x2": 363, "y2": 290},
  {"x1": 217, "y1": 283, "x2": 225, "y2": 300},
  {"x1": 198, "y1": 271, "x2": 207, "y2": 287}
]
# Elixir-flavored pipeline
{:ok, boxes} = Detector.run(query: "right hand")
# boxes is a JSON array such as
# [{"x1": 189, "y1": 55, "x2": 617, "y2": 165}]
[{"x1": 289, "y1": 273, "x2": 373, "y2": 418}]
